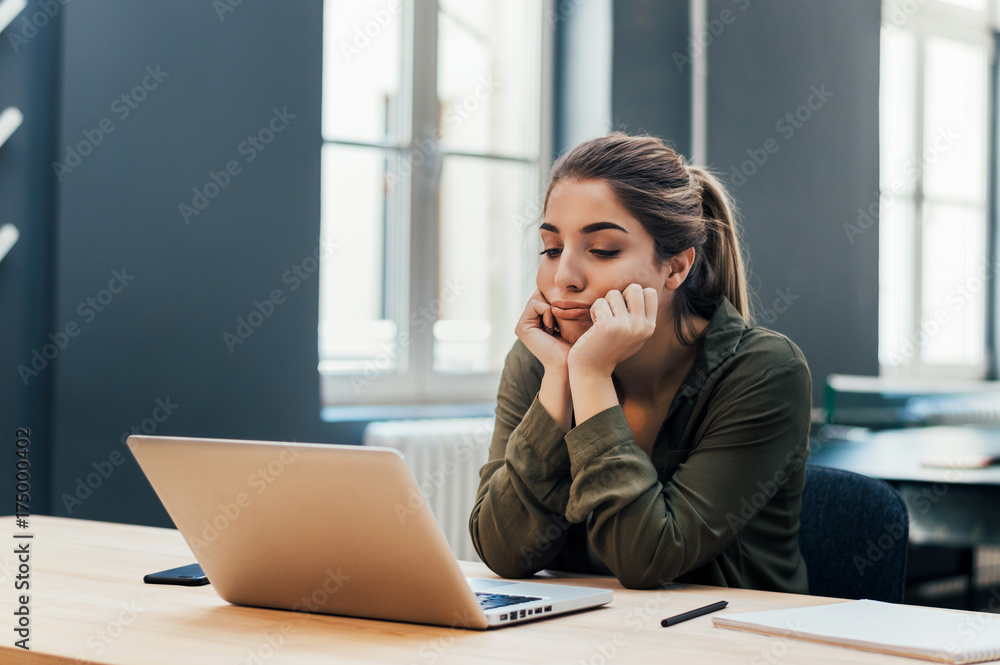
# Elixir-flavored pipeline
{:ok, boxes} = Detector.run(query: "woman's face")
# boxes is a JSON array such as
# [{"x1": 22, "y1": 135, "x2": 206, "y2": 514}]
[{"x1": 537, "y1": 178, "x2": 670, "y2": 344}]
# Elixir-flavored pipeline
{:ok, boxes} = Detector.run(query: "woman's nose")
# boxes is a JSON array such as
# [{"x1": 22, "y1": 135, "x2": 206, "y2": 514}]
[{"x1": 553, "y1": 249, "x2": 585, "y2": 291}]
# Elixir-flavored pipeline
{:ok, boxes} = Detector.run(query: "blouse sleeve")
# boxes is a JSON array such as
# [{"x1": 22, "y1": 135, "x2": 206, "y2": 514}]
[
  {"x1": 469, "y1": 340, "x2": 577, "y2": 578},
  {"x1": 563, "y1": 343, "x2": 812, "y2": 589}
]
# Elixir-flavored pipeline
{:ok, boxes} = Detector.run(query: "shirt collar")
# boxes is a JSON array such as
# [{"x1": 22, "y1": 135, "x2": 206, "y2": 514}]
[{"x1": 676, "y1": 296, "x2": 747, "y2": 399}]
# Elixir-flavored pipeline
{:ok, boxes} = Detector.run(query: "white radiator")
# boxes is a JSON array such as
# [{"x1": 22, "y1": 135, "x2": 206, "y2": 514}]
[{"x1": 363, "y1": 417, "x2": 494, "y2": 562}]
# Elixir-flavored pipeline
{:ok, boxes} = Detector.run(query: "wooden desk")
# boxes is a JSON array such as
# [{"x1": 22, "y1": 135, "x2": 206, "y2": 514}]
[{"x1": 0, "y1": 515, "x2": 960, "y2": 664}]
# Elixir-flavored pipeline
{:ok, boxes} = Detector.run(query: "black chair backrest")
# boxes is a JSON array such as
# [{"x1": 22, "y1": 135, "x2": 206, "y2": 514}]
[{"x1": 799, "y1": 465, "x2": 908, "y2": 603}]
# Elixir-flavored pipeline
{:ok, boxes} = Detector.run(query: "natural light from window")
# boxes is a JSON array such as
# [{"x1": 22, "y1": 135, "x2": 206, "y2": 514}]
[
  {"x1": 319, "y1": 0, "x2": 547, "y2": 404},
  {"x1": 879, "y1": 0, "x2": 991, "y2": 378}
]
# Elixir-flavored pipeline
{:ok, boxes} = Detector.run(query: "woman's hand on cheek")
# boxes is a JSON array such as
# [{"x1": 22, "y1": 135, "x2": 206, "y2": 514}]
[
  {"x1": 567, "y1": 283, "x2": 658, "y2": 377},
  {"x1": 515, "y1": 289, "x2": 572, "y2": 370}
]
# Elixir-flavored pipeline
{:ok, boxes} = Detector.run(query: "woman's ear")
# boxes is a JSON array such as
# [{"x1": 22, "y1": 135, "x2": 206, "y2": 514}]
[{"x1": 664, "y1": 247, "x2": 696, "y2": 291}]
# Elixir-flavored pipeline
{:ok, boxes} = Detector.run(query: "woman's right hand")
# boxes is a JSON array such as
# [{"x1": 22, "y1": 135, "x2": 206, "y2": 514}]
[{"x1": 515, "y1": 290, "x2": 572, "y2": 371}]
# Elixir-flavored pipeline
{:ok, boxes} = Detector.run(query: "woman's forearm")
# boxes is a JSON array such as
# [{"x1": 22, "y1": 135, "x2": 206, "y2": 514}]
[
  {"x1": 569, "y1": 368, "x2": 619, "y2": 425},
  {"x1": 538, "y1": 365, "x2": 572, "y2": 432}
]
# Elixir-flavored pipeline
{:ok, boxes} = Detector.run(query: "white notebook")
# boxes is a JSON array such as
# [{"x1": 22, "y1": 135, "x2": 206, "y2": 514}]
[{"x1": 713, "y1": 599, "x2": 1000, "y2": 664}]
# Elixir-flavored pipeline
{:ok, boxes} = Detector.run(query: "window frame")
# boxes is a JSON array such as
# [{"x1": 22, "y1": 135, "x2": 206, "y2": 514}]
[
  {"x1": 319, "y1": 0, "x2": 554, "y2": 406},
  {"x1": 879, "y1": 0, "x2": 997, "y2": 379}
]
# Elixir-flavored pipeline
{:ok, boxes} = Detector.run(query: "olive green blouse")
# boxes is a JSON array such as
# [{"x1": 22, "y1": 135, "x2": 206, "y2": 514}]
[{"x1": 469, "y1": 297, "x2": 812, "y2": 592}]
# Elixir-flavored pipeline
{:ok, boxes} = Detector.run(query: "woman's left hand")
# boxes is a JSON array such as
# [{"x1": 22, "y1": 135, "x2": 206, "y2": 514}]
[{"x1": 567, "y1": 283, "x2": 658, "y2": 377}]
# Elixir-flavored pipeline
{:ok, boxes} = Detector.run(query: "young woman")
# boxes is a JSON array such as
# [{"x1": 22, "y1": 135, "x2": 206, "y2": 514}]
[{"x1": 469, "y1": 133, "x2": 812, "y2": 592}]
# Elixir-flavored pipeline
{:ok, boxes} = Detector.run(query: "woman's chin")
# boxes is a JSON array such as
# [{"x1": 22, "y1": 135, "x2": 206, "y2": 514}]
[{"x1": 555, "y1": 319, "x2": 592, "y2": 344}]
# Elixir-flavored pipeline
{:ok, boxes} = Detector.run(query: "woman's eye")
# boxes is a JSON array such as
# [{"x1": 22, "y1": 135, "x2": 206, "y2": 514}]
[{"x1": 539, "y1": 248, "x2": 620, "y2": 258}]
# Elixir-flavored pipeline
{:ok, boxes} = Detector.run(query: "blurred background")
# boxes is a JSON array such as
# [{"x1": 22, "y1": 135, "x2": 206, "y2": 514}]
[{"x1": 3, "y1": 0, "x2": 1000, "y2": 608}]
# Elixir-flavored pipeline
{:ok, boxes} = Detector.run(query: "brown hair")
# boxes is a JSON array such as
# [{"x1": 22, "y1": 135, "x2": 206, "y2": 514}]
[{"x1": 542, "y1": 132, "x2": 751, "y2": 345}]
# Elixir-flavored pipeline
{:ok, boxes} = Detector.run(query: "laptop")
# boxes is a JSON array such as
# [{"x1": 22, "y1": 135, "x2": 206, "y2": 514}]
[{"x1": 127, "y1": 435, "x2": 612, "y2": 629}]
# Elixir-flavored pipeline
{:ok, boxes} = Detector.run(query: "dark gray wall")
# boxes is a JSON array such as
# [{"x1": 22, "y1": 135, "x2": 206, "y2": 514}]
[
  {"x1": 609, "y1": 0, "x2": 880, "y2": 406},
  {"x1": 0, "y1": 1, "x2": 61, "y2": 516},
  {"x1": 50, "y1": 0, "x2": 328, "y2": 526},
  {"x1": 612, "y1": 0, "x2": 691, "y2": 158},
  {"x1": 706, "y1": 0, "x2": 881, "y2": 405}
]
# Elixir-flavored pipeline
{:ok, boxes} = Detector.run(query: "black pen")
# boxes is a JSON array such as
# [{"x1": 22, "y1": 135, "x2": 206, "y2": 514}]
[{"x1": 660, "y1": 600, "x2": 728, "y2": 627}]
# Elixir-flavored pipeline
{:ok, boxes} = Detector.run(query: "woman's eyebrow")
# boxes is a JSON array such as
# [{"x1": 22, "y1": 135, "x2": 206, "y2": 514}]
[{"x1": 539, "y1": 221, "x2": 629, "y2": 234}]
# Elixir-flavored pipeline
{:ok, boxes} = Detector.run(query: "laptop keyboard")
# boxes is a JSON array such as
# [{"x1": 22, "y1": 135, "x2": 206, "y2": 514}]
[{"x1": 475, "y1": 592, "x2": 542, "y2": 610}]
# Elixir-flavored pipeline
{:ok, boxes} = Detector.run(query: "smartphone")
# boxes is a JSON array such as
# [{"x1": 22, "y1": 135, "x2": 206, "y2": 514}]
[{"x1": 143, "y1": 562, "x2": 210, "y2": 586}]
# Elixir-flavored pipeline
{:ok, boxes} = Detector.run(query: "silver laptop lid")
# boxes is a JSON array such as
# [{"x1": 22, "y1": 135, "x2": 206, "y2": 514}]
[
  {"x1": 128, "y1": 435, "x2": 490, "y2": 628},
  {"x1": 127, "y1": 435, "x2": 612, "y2": 629}
]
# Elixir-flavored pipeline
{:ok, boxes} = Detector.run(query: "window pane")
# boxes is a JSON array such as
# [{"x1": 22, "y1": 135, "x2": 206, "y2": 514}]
[
  {"x1": 323, "y1": 0, "x2": 404, "y2": 143},
  {"x1": 435, "y1": 156, "x2": 535, "y2": 373},
  {"x1": 320, "y1": 144, "x2": 405, "y2": 374},
  {"x1": 879, "y1": 198, "x2": 916, "y2": 367},
  {"x1": 437, "y1": 0, "x2": 540, "y2": 158},
  {"x1": 937, "y1": 0, "x2": 985, "y2": 10},
  {"x1": 923, "y1": 37, "x2": 988, "y2": 203},
  {"x1": 880, "y1": 29, "x2": 916, "y2": 196},
  {"x1": 920, "y1": 202, "x2": 986, "y2": 367}
]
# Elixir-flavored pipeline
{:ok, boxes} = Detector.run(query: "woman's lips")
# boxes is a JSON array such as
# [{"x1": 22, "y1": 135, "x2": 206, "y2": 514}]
[{"x1": 551, "y1": 305, "x2": 591, "y2": 320}]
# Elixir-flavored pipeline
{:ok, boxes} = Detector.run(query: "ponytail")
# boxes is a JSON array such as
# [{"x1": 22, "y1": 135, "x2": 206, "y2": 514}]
[{"x1": 688, "y1": 166, "x2": 751, "y2": 325}]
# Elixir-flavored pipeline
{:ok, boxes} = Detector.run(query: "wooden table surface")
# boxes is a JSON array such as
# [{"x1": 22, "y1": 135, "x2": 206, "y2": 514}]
[{"x1": 0, "y1": 515, "x2": 971, "y2": 664}]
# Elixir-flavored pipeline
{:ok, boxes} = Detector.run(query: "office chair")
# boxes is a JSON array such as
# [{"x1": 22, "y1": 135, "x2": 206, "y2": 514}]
[{"x1": 798, "y1": 465, "x2": 909, "y2": 603}]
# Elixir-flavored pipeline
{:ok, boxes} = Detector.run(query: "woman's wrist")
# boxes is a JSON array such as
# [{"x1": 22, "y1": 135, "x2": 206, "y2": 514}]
[
  {"x1": 538, "y1": 365, "x2": 572, "y2": 432},
  {"x1": 568, "y1": 366, "x2": 618, "y2": 426}
]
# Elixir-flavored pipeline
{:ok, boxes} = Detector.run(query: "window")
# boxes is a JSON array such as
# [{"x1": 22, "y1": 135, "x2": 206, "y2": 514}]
[
  {"x1": 319, "y1": 0, "x2": 551, "y2": 405},
  {"x1": 879, "y1": 0, "x2": 994, "y2": 378}
]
